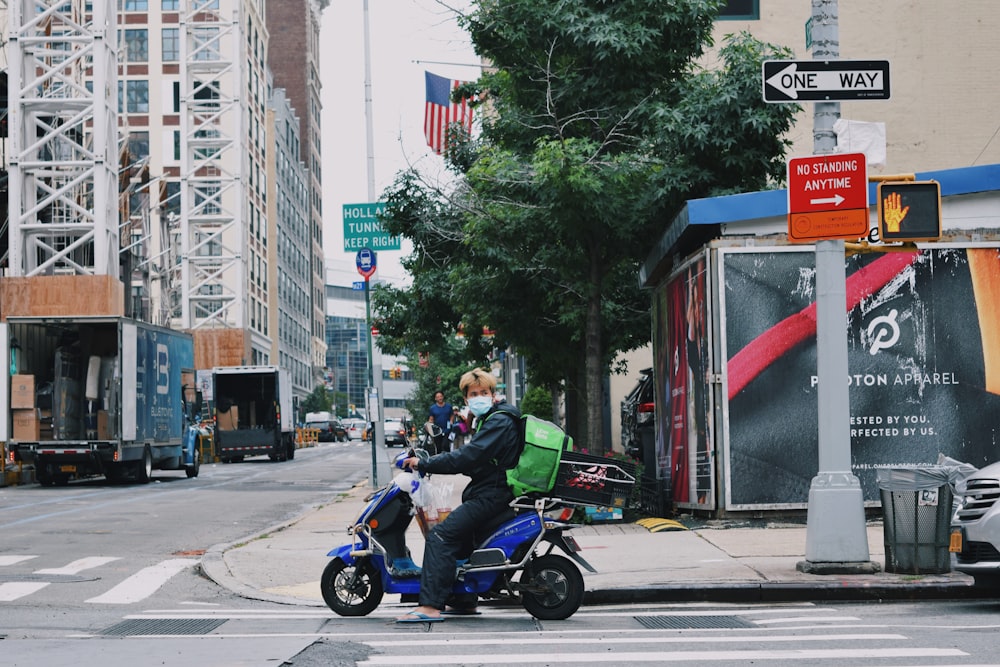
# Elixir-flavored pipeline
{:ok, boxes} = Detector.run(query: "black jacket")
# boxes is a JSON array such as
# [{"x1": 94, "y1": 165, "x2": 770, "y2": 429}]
[{"x1": 417, "y1": 402, "x2": 522, "y2": 502}]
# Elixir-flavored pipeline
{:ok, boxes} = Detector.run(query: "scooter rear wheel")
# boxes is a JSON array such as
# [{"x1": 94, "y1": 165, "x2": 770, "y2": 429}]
[
  {"x1": 519, "y1": 554, "x2": 584, "y2": 620},
  {"x1": 321, "y1": 558, "x2": 384, "y2": 616}
]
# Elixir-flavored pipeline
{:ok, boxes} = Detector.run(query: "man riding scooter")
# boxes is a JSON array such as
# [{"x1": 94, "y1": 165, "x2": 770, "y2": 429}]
[{"x1": 395, "y1": 368, "x2": 521, "y2": 623}]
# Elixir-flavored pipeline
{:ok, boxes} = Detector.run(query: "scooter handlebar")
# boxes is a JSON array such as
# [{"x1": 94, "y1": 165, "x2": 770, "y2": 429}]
[{"x1": 393, "y1": 451, "x2": 411, "y2": 470}]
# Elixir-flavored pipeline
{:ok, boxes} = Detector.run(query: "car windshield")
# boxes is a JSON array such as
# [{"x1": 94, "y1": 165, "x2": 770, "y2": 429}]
[{"x1": 306, "y1": 422, "x2": 328, "y2": 429}]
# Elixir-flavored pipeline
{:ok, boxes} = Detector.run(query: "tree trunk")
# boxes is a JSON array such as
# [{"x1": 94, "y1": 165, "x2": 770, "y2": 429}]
[
  {"x1": 565, "y1": 361, "x2": 584, "y2": 448},
  {"x1": 585, "y1": 254, "x2": 604, "y2": 453}
]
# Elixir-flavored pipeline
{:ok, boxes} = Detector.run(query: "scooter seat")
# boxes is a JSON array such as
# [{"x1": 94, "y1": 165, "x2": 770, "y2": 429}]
[{"x1": 473, "y1": 507, "x2": 515, "y2": 546}]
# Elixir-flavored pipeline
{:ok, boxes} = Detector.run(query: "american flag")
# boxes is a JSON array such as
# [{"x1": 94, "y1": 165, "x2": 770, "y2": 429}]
[{"x1": 424, "y1": 71, "x2": 474, "y2": 155}]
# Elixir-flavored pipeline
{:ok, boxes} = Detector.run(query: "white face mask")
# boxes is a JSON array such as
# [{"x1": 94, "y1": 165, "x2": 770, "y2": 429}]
[{"x1": 467, "y1": 395, "x2": 493, "y2": 417}]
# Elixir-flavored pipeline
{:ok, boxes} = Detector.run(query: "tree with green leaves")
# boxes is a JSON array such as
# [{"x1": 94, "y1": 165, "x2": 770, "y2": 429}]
[
  {"x1": 374, "y1": 1, "x2": 798, "y2": 451},
  {"x1": 299, "y1": 384, "x2": 334, "y2": 421}
]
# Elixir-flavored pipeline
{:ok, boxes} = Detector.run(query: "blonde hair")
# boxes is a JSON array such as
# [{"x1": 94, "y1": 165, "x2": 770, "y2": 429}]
[{"x1": 459, "y1": 367, "x2": 497, "y2": 397}]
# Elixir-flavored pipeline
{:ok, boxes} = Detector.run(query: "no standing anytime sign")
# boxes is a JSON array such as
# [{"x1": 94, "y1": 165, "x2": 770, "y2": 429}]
[{"x1": 787, "y1": 152, "x2": 869, "y2": 243}]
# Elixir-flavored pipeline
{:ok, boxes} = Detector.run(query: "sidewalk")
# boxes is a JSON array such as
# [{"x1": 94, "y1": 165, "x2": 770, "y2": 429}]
[{"x1": 201, "y1": 473, "x2": 984, "y2": 609}]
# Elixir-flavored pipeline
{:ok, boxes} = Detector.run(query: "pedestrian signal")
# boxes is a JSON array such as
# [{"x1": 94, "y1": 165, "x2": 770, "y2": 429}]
[{"x1": 877, "y1": 181, "x2": 941, "y2": 242}]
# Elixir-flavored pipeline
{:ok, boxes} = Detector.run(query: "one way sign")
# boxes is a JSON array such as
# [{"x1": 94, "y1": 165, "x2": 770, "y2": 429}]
[{"x1": 762, "y1": 60, "x2": 890, "y2": 102}]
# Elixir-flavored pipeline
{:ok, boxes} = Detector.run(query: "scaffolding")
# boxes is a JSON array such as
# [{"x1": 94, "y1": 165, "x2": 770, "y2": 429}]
[
  {"x1": 179, "y1": 0, "x2": 246, "y2": 330},
  {"x1": 7, "y1": 0, "x2": 118, "y2": 277}
]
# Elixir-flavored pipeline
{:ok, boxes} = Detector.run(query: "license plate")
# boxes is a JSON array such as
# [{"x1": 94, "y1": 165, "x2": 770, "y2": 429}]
[
  {"x1": 949, "y1": 528, "x2": 963, "y2": 553},
  {"x1": 59, "y1": 465, "x2": 76, "y2": 473},
  {"x1": 562, "y1": 534, "x2": 581, "y2": 553}
]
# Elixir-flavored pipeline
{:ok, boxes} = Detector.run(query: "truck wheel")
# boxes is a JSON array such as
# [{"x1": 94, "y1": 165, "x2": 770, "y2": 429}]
[
  {"x1": 287, "y1": 437, "x2": 296, "y2": 461},
  {"x1": 185, "y1": 448, "x2": 201, "y2": 478},
  {"x1": 134, "y1": 446, "x2": 153, "y2": 484},
  {"x1": 37, "y1": 465, "x2": 54, "y2": 487},
  {"x1": 105, "y1": 463, "x2": 128, "y2": 484}
]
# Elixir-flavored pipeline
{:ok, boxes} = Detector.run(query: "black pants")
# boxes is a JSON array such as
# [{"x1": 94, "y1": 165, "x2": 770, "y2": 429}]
[{"x1": 418, "y1": 490, "x2": 513, "y2": 610}]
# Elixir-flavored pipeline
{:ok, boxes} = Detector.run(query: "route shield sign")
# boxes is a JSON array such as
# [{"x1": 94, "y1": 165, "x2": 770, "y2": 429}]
[
  {"x1": 356, "y1": 248, "x2": 377, "y2": 279},
  {"x1": 763, "y1": 60, "x2": 890, "y2": 102},
  {"x1": 787, "y1": 153, "x2": 869, "y2": 243}
]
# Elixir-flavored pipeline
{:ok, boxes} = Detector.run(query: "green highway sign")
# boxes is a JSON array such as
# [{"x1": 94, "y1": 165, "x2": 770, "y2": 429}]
[{"x1": 342, "y1": 202, "x2": 401, "y2": 251}]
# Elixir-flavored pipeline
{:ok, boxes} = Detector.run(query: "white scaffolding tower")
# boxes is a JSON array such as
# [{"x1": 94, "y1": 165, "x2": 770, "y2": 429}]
[
  {"x1": 178, "y1": 0, "x2": 245, "y2": 330},
  {"x1": 7, "y1": 0, "x2": 118, "y2": 277}
]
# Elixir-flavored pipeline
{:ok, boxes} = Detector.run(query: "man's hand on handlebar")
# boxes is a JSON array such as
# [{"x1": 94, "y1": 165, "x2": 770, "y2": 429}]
[{"x1": 394, "y1": 450, "x2": 420, "y2": 472}]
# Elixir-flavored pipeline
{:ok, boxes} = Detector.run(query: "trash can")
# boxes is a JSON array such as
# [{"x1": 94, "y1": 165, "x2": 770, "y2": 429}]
[{"x1": 877, "y1": 466, "x2": 953, "y2": 574}]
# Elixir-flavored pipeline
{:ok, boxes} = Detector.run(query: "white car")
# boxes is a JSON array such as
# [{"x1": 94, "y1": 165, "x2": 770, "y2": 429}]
[
  {"x1": 344, "y1": 419, "x2": 367, "y2": 441},
  {"x1": 951, "y1": 460, "x2": 1000, "y2": 589}
]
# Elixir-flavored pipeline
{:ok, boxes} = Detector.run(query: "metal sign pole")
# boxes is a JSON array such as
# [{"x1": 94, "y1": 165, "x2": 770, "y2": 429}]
[
  {"x1": 798, "y1": 0, "x2": 877, "y2": 573},
  {"x1": 362, "y1": 0, "x2": 385, "y2": 487}
]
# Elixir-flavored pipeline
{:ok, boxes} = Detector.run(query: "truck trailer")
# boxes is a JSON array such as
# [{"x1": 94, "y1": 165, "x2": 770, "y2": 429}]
[
  {"x1": 4, "y1": 316, "x2": 201, "y2": 485},
  {"x1": 212, "y1": 365, "x2": 295, "y2": 462}
]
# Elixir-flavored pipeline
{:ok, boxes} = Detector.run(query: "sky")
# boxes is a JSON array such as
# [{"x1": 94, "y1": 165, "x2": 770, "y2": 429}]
[{"x1": 319, "y1": 0, "x2": 477, "y2": 289}]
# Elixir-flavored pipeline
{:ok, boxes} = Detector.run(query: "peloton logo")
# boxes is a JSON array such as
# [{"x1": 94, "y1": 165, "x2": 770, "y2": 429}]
[
  {"x1": 156, "y1": 343, "x2": 169, "y2": 394},
  {"x1": 866, "y1": 309, "x2": 900, "y2": 355}
]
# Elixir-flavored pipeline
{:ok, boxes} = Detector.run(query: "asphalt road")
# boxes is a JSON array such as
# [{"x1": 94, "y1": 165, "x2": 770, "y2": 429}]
[{"x1": 4, "y1": 441, "x2": 1000, "y2": 666}]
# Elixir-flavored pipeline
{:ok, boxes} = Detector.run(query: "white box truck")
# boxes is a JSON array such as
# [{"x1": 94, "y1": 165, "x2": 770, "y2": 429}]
[{"x1": 212, "y1": 365, "x2": 295, "y2": 462}]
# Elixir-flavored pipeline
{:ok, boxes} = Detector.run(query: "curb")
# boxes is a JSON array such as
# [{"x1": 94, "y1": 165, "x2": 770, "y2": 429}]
[
  {"x1": 585, "y1": 580, "x2": 991, "y2": 605},
  {"x1": 200, "y1": 481, "x2": 373, "y2": 608}
]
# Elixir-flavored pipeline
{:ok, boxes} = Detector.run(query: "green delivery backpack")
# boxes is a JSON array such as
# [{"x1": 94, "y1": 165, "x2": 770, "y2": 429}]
[{"x1": 488, "y1": 412, "x2": 574, "y2": 496}]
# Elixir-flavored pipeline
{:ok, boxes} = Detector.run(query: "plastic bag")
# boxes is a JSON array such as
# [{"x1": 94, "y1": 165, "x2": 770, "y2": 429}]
[{"x1": 394, "y1": 471, "x2": 429, "y2": 508}]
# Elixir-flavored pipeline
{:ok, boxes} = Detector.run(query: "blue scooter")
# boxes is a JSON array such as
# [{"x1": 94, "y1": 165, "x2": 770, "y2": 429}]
[{"x1": 321, "y1": 452, "x2": 596, "y2": 620}]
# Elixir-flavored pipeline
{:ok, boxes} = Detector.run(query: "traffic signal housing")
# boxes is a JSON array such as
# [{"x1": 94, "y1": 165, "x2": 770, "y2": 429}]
[{"x1": 877, "y1": 180, "x2": 941, "y2": 242}]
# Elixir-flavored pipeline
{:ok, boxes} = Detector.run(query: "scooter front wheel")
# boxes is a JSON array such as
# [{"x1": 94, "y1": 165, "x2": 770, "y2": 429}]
[
  {"x1": 321, "y1": 558, "x2": 384, "y2": 616},
  {"x1": 519, "y1": 554, "x2": 584, "y2": 620}
]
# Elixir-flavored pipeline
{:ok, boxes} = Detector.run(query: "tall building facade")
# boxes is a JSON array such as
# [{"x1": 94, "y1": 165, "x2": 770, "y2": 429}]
[
  {"x1": 1, "y1": 1, "x2": 324, "y2": 401},
  {"x1": 105, "y1": 1, "x2": 274, "y2": 362},
  {"x1": 266, "y1": 87, "x2": 313, "y2": 398},
  {"x1": 266, "y1": 0, "x2": 329, "y2": 392}
]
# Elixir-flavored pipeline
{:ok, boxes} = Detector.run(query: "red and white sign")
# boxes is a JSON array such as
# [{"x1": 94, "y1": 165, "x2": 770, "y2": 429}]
[{"x1": 787, "y1": 152, "x2": 869, "y2": 243}]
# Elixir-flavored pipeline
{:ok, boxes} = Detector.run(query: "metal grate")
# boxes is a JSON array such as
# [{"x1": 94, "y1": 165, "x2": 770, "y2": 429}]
[
  {"x1": 635, "y1": 615, "x2": 756, "y2": 630},
  {"x1": 101, "y1": 618, "x2": 227, "y2": 636}
]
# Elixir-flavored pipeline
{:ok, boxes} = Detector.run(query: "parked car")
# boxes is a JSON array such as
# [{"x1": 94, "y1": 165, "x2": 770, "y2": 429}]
[
  {"x1": 344, "y1": 419, "x2": 366, "y2": 441},
  {"x1": 306, "y1": 418, "x2": 347, "y2": 442},
  {"x1": 620, "y1": 368, "x2": 655, "y2": 465},
  {"x1": 384, "y1": 419, "x2": 408, "y2": 447},
  {"x1": 951, "y1": 460, "x2": 1000, "y2": 590}
]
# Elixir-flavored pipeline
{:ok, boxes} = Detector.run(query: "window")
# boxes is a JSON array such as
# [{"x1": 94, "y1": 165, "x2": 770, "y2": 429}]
[
  {"x1": 194, "y1": 231, "x2": 221, "y2": 258},
  {"x1": 193, "y1": 80, "x2": 220, "y2": 108},
  {"x1": 162, "y1": 28, "x2": 179, "y2": 62},
  {"x1": 162, "y1": 181, "x2": 181, "y2": 217},
  {"x1": 192, "y1": 27, "x2": 220, "y2": 62},
  {"x1": 128, "y1": 131, "x2": 150, "y2": 161},
  {"x1": 719, "y1": 0, "x2": 758, "y2": 20},
  {"x1": 193, "y1": 127, "x2": 221, "y2": 160},
  {"x1": 126, "y1": 80, "x2": 149, "y2": 113},
  {"x1": 123, "y1": 29, "x2": 148, "y2": 62},
  {"x1": 195, "y1": 183, "x2": 221, "y2": 215},
  {"x1": 161, "y1": 0, "x2": 179, "y2": 9},
  {"x1": 124, "y1": 0, "x2": 148, "y2": 10}
]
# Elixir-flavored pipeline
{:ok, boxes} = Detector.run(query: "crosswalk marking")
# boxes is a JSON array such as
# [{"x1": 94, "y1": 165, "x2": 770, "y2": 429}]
[
  {"x1": 359, "y1": 647, "x2": 967, "y2": 665},
  {"x1": 366, "y1": 633, "x2": 908, "y2": 648},
  {"x1": 0, "y1": 556, "x2": 200, "y2": 605},
  {"x1": 0, "y1": 581, "x2": 49, "y2": 601},
  {"x1": 0, "y1": 555, "x2": 37, "y2": 567},
  {"x1": 35, "y1": 556, "x2": 120, "y2": 575},
  {"x1": 86, "y1": 558, "x2": 198, "y2": 604}
]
